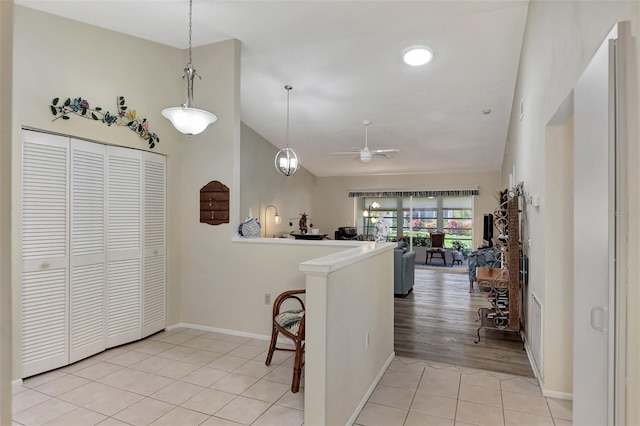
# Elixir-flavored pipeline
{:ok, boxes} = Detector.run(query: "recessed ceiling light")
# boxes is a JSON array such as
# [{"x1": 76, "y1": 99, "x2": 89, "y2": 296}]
[{"x1": 402, "y1": 46, "x2": 433, "y2": 66}]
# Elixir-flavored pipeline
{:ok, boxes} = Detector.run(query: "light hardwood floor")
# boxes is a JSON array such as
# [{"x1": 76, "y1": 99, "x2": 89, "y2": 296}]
[{"x1": 394, "y1": 267, "x2": 535, "y2": 377}]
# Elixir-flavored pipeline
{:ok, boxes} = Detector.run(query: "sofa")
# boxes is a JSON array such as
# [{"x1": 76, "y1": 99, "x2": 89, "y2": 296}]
[
  {"x1": 394, "y1": 242, "x2": 416, "y2": 296},
  {"x1": 467, "y1": 247, "x2": 501, "y2": 292}
]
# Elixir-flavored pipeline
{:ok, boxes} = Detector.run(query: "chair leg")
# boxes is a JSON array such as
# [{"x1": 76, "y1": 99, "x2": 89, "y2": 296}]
[
  {"x1": 265, "y1": 327, "x2": 278, "y2": 366},
  {"x1": 291, "y1": 342, "x2": 304, "y2": 393}
]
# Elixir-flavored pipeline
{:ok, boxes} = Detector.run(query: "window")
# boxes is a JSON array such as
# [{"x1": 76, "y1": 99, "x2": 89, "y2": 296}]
[
  {"x1": 442, "y1": 196, "x2": 473, "y2": 249},
  {"x1": 360, "y1": 195, "x2": 473, "y2": 248}
]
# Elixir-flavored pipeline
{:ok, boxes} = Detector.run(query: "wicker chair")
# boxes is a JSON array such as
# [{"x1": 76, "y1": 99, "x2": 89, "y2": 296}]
[{"x1": 265, "y1": 289, "x2": 305, "y2": 393}]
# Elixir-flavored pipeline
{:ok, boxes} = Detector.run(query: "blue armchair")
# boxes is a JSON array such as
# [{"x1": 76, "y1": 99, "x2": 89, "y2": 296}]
[
  {"x1": 467, "y1": 247, "x2": 500, "y2": 292},
  {"x1": 394, "y1": 242, "x2": 416, "y2": 296}
]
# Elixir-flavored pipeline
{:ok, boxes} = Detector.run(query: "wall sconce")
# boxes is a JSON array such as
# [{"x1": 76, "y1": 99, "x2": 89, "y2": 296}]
[{"x1": 264, "y1": 204, "x2": 280, "y2": 238}]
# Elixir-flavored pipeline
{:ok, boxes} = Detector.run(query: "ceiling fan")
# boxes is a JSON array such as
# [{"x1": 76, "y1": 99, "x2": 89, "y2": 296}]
[{"x1": 330, "y1": 120, "x2": 400, "y2": 163}]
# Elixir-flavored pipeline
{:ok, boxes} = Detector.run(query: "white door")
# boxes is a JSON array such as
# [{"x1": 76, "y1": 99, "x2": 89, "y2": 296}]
[
  {"x1": 142, "y1": 152, "x2": 166, "y2": 337},
  {"x1": 106, "y1": 146, "x2": 143, "y2": 347},
  {"x1": 21, "y1": 130, "x2": 69, "y2": 377},
  {"x1": 69, "y1": 139, "x2": 106, "y2": 362},
  {"x1": 573, "y1": 22, "x2": 628, "y2": 425}
]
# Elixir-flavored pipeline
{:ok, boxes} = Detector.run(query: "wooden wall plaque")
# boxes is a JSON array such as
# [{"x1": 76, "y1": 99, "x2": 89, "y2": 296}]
[{"x1": 200, "y1": 181, "x2": 230, "y2": 225}]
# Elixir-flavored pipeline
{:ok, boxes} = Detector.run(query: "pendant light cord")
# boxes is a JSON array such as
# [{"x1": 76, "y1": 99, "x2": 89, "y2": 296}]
[
  {"x1": 188, "y1": 0, "x2": 193, "y2": 68},
  {"x1": 285, "y1": 85, "x2": 292, "y2": 148}
]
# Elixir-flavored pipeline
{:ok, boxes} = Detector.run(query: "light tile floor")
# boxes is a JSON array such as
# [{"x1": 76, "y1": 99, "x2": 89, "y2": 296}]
[
  {"x1": 12, "y1": 328, "x2": 572, "y2": 426},
  {"x1": 13, "y1": 328, "x2": 304, "y2": 426},
  {"x1": 356, "y1": 357, "x2": 573, "y2": 426}
]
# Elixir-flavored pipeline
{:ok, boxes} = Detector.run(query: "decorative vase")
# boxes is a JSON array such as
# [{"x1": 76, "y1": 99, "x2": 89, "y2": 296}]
[{"x1": 238, "y1": 209, "x2": 261, "y2": 238}]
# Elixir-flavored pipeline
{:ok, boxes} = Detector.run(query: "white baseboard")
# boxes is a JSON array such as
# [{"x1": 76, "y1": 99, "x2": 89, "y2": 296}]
[
  {"x1": 524, "y1": 340, "x2": 573, "y2": 401},
  {"x1": 543, "y1": 389, "x2": 573, "y2": 400},
  {"x1": 167, "y1": 322, "x2": 269, "y2": 340},
  {"x1": 346, "y1": 351, "x2": 395, "y2": 426},
  {"x1": 167, "y1": 322, "x2": 294, "y2": 347},
  {"x1": 523, "y1": 340, "x2": 542, "y2": 381}
]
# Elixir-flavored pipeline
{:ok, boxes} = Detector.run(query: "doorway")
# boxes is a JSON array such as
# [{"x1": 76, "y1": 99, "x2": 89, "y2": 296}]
[{"x1": 568, "y1": 22, "x2": 629, "y2": 425}]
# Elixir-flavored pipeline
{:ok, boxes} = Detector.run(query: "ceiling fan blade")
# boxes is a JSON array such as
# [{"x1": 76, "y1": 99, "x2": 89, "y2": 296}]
[
  {"x1": 371, "y1": 148, "x2": 400, "y2": 154},
  {"x1": 330, "y1": 151, "x2": 361, "y2": 155},
  {"x1": 373, "y1": 152, "x2": 395, "y2": 158},
  {"x1": 330, "y1": 121, "x2": 400, "y2": 162}
]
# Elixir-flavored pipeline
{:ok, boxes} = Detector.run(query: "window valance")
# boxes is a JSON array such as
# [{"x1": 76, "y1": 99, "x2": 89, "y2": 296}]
[{"x1": 348, "y1": 187, "x2": 479, "y2": 198}]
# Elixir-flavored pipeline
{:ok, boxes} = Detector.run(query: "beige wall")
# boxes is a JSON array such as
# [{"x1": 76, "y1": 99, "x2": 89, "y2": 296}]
[
  {"x1": 170, "y1": 37, "x2": 242, "y2": 328},
  {"x1": 303, "y1": 244, "x2": 394, "y2": 425},
  {"x1": 10, "y1": 6, "x2": 239, "y2": 379},
  {"x1": 543, "y1": 117, "x2": 574, "y2": 394},
  {"x1": 10, "y1": 6, "x2": 347, "y2": 382},
  {"x1": 502, "y1": 0, "x2": 639, "y2": 420},
  {"x1": 240, "y1": 123, "x2": 317, "y2": 237},
  {"x1": 316, "y1": 171, "x2": 501, "y2": 248},
  {"x1": 182, "y1": 239, "x2": 349, "y2": 335},
  {"x1": 1, "y1": 1, "x2": 13, "y2": 423}
]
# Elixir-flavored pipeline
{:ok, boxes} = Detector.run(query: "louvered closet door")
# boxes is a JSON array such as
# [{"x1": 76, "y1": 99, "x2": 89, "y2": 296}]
[
  {"x1": 69, "y1": 139, "x2": 106, "y2": 362},
  {"x1": 142, "y1": 152, "x2": 166, "y2": 337},
  {"x1": 106, "y1": 146, "x2": 142, "y2": 347},
  {"x1": 21, "y1": 130, "x2": 69, "y2": 377}
]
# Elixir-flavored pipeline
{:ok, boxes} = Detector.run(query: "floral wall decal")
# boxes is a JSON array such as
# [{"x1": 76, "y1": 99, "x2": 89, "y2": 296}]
[{"x1": 50, "y1": 96, "x2": 160, "y2": 148}]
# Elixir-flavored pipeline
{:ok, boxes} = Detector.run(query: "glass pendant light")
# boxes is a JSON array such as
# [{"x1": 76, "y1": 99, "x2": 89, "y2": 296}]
[
  {"x1": 275, "y1": 85, "x2": 299, "y2": 176},
  {"x1": 162, "y1": 0, "x2": 217, "y2": 136}
]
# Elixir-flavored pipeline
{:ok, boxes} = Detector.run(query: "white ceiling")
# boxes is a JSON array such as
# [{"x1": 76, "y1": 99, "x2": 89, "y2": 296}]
[{"x1": 16, "y1": 0, "x2": 529, "y2": 177}]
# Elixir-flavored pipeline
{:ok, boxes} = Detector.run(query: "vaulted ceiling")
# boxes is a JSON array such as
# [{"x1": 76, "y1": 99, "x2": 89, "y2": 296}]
[{"x1": 16, "y1": 0, "x2": 529, "y2": 177}]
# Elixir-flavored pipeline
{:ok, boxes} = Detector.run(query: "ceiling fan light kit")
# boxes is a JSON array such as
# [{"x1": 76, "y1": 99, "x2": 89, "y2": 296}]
[
  {"x1": 162, "y1": 0, "x2": 217, "y2": 137},
  {"x1": 330, "y1": 120, "x2": 400, "y2": 163},
  {"x1": 360, "y1": 149, "x2": 373, "y2": 163}
]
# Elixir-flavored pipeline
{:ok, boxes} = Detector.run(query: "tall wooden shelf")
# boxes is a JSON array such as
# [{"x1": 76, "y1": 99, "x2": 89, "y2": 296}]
[{"x1": 475, "y1": 186, "x2": 523, "y2": 343}]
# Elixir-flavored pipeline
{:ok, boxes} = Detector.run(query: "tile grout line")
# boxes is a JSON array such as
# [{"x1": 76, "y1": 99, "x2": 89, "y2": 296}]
[
  {"x1": 453, "y1": 371, "x2": 461, "y2": 425},
  {"x1": 403, "y1": 364, "x2": 426, "y2": 425},
  {"x1": 500, "y1": 373, "x2": 506, "y2": 426}
]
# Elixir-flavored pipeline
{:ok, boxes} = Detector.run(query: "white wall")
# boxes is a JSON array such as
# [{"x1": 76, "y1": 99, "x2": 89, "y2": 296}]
[
  {"x1": 502, "y1": 1, "x2": 639, "y2": 420},
  {"x1": 0, "y1": 1, "x2": 13, "y2": 423},
  {"x1": 316, "y1": 171, "x2": 501, "y2": 248},
  {"x1": 240, "y1": 123, "x2": 317, "y2": 238}
]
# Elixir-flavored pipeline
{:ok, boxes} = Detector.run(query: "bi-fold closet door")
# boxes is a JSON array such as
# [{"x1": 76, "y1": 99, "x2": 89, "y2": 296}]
[
  {"x1": 21, "y1": 130, "x2": 166, "y2": 377},
  {"x1": 69, "y1": 139, "x2": 107, "y2": 363},
  {"x1": 21, "y1": 131, "x2": 70, "y2": 377}
]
